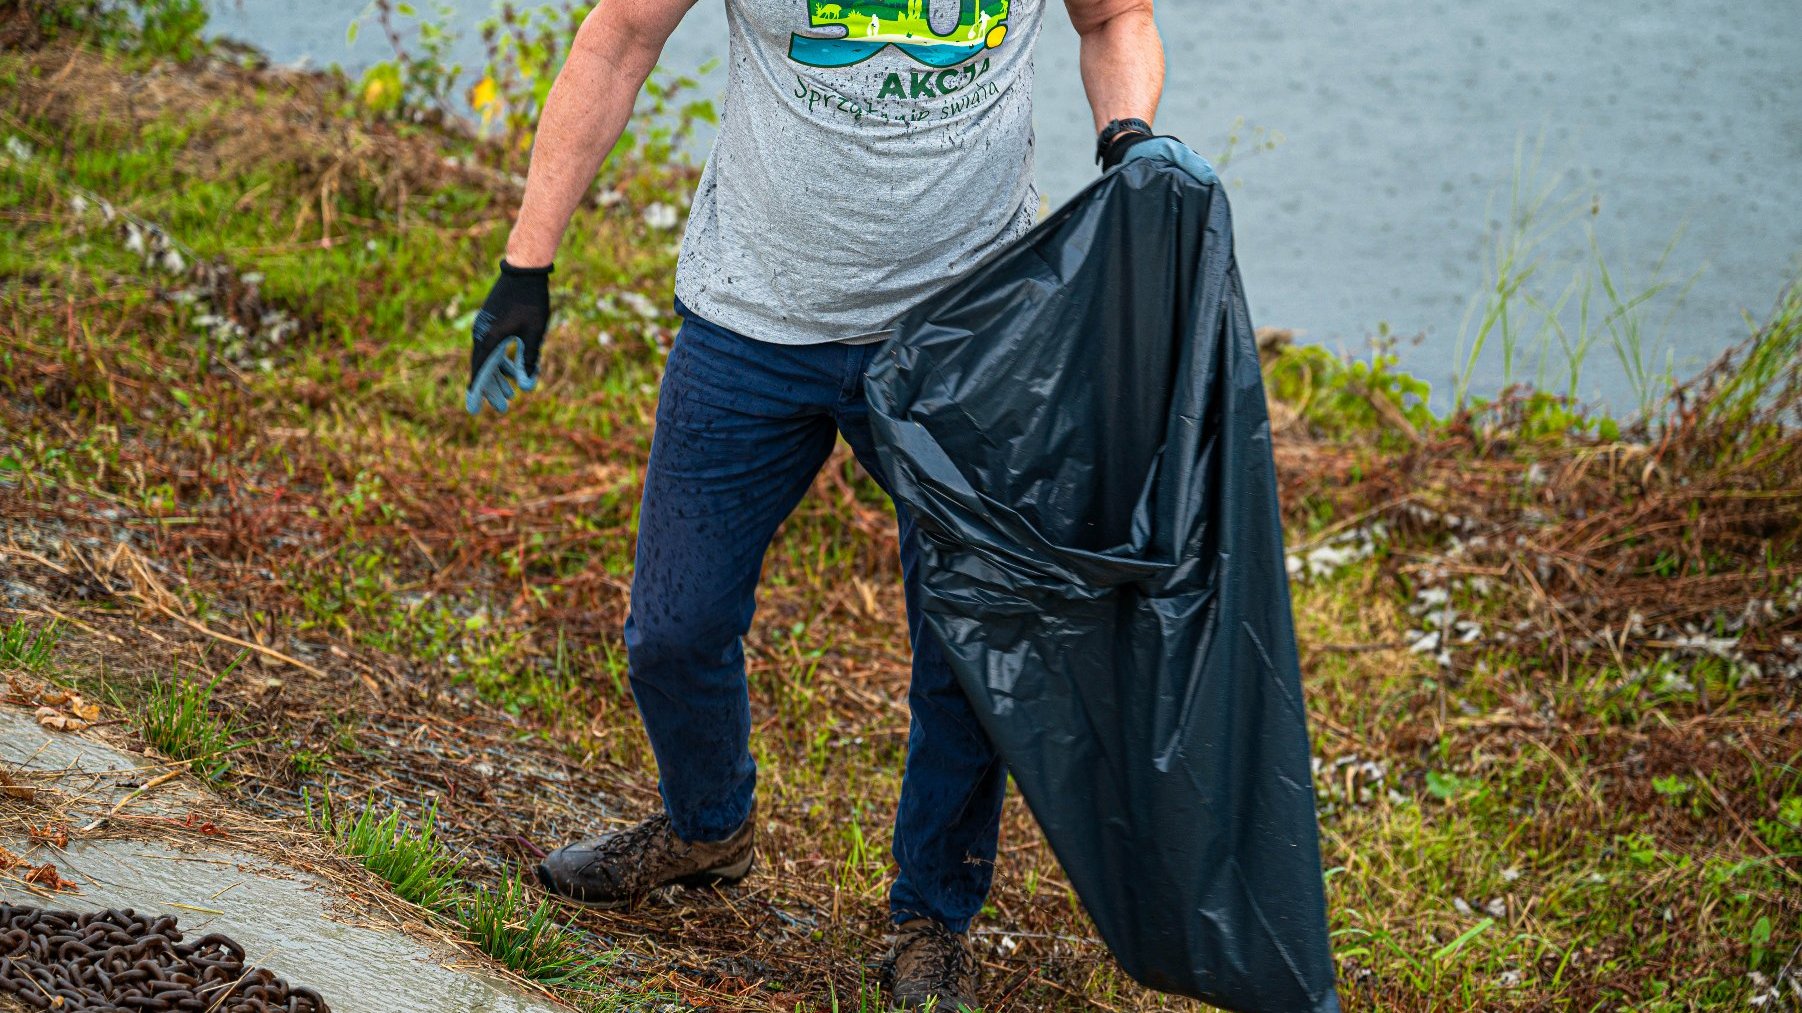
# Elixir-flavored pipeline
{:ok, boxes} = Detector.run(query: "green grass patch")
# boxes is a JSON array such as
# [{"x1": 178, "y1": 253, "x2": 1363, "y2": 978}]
[
  {"x1": 459, "y1": 878, "x2": 610, "y2": 989},
  {"x1": 308, "y1": 793, "x2": 464, "y2": 912},
  {"x1": 5, "y1": 15, "x2": 1797, "y2": 1009},
  {"x1": 0, "y1": 617, "x2": 60, "y2": 671},
  {"x1": 133, "y1": 659, "x2": 244, "y2": 782}
]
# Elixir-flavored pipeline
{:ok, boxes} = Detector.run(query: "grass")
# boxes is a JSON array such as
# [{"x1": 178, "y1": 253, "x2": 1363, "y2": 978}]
[
  {"x1": 0, "y1": 618, "x2": 60, "y2": 671},
  {"x1": 1451, "y1": 135, "x2": 1697, "y2": 419},
  {"x1": 307, "y1": 791, "x2": 638, "y2": 1001},
  {"x1": 460, "y1": 878, "x2": 616, "y2": 991},
  {"x1": 308, "y1": 793, "x2": 464, "y2": 911},
  {"x1": 0, "y1": 18, "x2": 1797, "y2": 1013},
  {"x1": 134, "y1": 661, "x2": 244, "y2": 782}
]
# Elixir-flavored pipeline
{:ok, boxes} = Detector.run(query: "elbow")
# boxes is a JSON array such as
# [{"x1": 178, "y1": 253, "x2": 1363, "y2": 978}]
[
  {"x1": 1070, "y1": 0, "x2": 1155, "y2": 38},
  {"x1": 571, "y1": 6, "x2": 663, "y2": 81}
]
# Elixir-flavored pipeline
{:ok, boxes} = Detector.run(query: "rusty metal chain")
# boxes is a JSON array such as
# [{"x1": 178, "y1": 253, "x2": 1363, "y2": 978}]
[{"x1": 0, "y1": 905, "x2": 331, "y2": 1012}]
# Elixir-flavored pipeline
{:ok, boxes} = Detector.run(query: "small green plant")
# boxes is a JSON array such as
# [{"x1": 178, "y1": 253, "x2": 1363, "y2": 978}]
[
  {"x1": 1263, "y1": 335, "x2": 1435, "y2": 444},
  {"x1": 309, "y1": 792, "x2": 463, "y2": 911},
  {"x1": 470, "y1": 2, "x2": 586, "y2": 159},
  {"x1": 460, "y1": 877, "x2": 606, "y2": 987},
  {"x1": 1755, "y1": 795, "x2": 1802, "y2": 854},
  {"x1": 1424, "y1": 769, "x2": 1483, "y2": 803},
  {"x1": 824, "y1": 979, "x2": 888, "y2": 1012},
  {"x1": 1694, "y1": 282, "x2": 1802, "y2": 440},
  {"x1": 0, "y1": 618, "x2": 60, "y2": 671},
  {"x1": 135, "y1": 657, "x2": 244, "y2": 782},
  {"x1": 347, "y1": 1, "x2": 463, "y2": 120},
  {"x1": 289, "y1": 748, "x2": 329, "y2": 778},
  {"x1": 129, "y1": 0, "x2": 207, "y2": 61},
  {"x1": 1651, "y1": 774, "x2": 1692, "y2": 801}
]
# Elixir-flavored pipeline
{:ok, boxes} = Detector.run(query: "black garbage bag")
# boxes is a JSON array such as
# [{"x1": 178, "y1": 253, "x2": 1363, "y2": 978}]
[{"x1": 864, "y1": 154, "x2": 1340, "y2": 1012}]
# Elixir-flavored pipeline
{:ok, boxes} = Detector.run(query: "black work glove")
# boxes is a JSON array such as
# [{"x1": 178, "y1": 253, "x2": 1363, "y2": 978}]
[{"x1": 465, "y1": 260, "x2": 552, "y2": 416}]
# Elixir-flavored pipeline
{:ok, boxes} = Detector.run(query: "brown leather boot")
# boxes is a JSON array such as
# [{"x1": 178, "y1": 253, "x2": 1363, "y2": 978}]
[
  {"x1": 534, "y1": 806, "x2": 754, "y2": 910},
  {"x1": 883, "y1": 918, "x2": 981, "y2": 1011}
]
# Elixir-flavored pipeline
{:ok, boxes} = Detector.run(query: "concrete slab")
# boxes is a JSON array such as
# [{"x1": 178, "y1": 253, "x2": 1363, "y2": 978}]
[
  {"x1": 0, "y1": 705, "x2": 163, "y2": 807},
  {"x1": 1, "y1": 706, "x2": 568, "y2": 1013}
]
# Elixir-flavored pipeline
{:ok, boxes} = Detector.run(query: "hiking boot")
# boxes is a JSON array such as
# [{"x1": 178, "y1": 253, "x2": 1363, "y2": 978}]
[
  {"x1": 883, "y1": 918, "x2": 980, "y2": 1011},
  {"x1": 534, "y1": 806, "x2": 755, "y2": 910}
]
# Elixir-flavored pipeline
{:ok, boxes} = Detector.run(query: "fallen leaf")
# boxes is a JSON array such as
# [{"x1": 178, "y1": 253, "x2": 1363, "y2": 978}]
[
  {"x1": 26, "y1": 823, "x2": 69, "y2": 848},
  {"x1": 0, "y1": 845, "x2": 19, "y2": 870},
  {"x1": 34, "y1": 706, "x2": 90, "y2": 733},
  {"x1": 23, "y1": 863, "x2": 78, "y2": 891},
  {"x1": 0, "y1": 768, "x2": 34, "y2": 801}
]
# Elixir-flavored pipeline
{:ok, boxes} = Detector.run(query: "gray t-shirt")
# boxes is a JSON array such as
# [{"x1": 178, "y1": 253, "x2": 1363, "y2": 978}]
[{"x1": 674, "y1": 0, "x2": 1043, "y2": 344}]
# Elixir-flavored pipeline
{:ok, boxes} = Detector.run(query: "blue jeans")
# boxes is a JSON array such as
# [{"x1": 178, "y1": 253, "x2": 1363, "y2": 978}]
[{"x1": 623, "y1": 302, "x2": 1008, "y2": 932}]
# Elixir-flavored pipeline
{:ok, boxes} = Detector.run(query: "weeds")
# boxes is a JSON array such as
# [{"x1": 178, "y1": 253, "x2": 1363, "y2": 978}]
[
  {"x1": 460, "y1": 878, "x2": 608, "y2": 988},
  {"x1": 1263, "y1": 330, "x2": 1436, "y2": 445},
  {"x1": 347, "y1": 0, "x2": 464, "y2": 121},
  {"x1": 0, "y1": 618, "x2": 60, "y2": 671},
  {"x1": 1, "y1": 0, "x2": 204, "y2": 58},
  {"x1": 134, "y1": 659, "x2": 244, "y2": 782},
  {"x1": 824, "y1": 980, "x2": 889, "y2": 1012},
  {"x1": 308, "y1": 792, "x2": 464, "y2": 911},
  {"x1": 351, "y1": 0, "x2": 717, "y2": 172},
  {"x1": 1452, "y1": 136, "x2": 1697, "y2": 417}
]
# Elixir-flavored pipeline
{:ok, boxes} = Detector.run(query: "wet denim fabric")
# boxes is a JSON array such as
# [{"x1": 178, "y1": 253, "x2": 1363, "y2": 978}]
[{"x1": 623, "y1": 300, "x2": 1009, "y2": 932}]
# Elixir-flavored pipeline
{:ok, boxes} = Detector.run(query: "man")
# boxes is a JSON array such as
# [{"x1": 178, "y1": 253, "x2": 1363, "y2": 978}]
[{"x1": 467, "y1": 0, "x2": 1205, "y2": 1007}]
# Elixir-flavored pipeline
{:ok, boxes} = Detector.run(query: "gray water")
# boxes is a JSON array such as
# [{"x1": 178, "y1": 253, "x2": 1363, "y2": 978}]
[{"x1": 210, "y1": 0, "x2": 1802, "y2": 411}]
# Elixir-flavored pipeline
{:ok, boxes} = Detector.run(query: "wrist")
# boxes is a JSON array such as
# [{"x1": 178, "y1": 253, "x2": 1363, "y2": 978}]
[
  {"x1": 1096, "y1": 117, "x2": 1154, "y2": 166},
  {"x1": 503, "y1": 229, "x2": 557, "y2": 272},
  {"x1": 500, "y1": 259, "x2": 555, "y2": 277}
]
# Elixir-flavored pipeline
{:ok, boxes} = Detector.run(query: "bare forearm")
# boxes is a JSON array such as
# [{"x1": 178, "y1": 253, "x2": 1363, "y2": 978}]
[
  {"x1": 1072, "y1": 2, "x2": 1164, "y2": 131},
  {"x1": 504, "y1": 11, "x2": 674, "y2": 267}
]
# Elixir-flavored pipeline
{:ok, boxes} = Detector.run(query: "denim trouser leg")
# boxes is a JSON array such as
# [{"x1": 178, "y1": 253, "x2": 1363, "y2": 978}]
[
  {"x1": 835, "y1": 400, "x2": 1009, "y2": 933},
  {"x1": 626, "y1": 306, "x2": 1006, "y2": 932}
]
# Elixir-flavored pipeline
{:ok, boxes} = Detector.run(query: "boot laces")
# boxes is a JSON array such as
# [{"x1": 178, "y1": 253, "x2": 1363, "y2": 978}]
[
  {"x1": 578, "y1": 813, "x2": 679, "y2": 875},
  {"x1": 902, "y1": 921, "x2": 972, "y2": 993}
]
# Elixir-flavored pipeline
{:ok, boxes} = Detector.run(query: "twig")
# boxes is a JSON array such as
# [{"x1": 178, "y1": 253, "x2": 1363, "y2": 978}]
[
  {"x1": 152, "y1": 604, "x2": 328, "y2": 680},
  {"x1": 1284, "y1": 496, "x2": 1416, "y2": 554},
  {"x1": 77, "y1": 767, "x2": 184, "y2": 834}
]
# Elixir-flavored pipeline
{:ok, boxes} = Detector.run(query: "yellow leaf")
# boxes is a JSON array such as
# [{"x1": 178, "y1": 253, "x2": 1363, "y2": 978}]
[
  {"x1": 470, "y1": 75, "x2": 499, "y2": 124},
  {"x1": 362, "y1": 77, "x2": 387, "y2": 105}
]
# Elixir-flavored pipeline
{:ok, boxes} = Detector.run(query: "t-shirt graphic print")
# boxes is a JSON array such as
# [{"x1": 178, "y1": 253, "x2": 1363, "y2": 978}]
[
  {"x1": 789, "y1": 0, "x2": 1013, "y2": 67},
  {"x1": 674, "y1": 0, "x2": 1042, "y2": 345}
]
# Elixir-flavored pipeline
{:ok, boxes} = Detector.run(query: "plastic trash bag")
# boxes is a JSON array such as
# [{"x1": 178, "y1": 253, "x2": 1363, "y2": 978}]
[{"x1": 865, "y1": 154, "x2": 1340, "y2": 1012}]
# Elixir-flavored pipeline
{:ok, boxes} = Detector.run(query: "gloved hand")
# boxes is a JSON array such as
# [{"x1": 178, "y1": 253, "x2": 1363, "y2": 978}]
[
  {"x1": 465, "y1": 260, "x2": 552, "y2": 416},
  {"x1": 1103, "y1": 133, "x2": 1219, "y2": 187}
]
